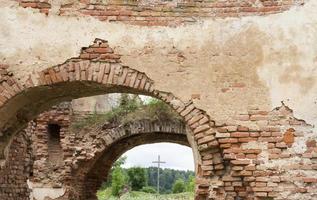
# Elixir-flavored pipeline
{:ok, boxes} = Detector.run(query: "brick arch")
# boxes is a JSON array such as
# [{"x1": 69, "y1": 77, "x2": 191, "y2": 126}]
[
  {"x1": 69, "y1": 119, "x2": 190, "y2": 200},
  {"x1": 0, "y1": 39, "x2": 224, "y2": 199},
  {"x1": 84, "y1": 135, "x2": 190, "y2": 199}
]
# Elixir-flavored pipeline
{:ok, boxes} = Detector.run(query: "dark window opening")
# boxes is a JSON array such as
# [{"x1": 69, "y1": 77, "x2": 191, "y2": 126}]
[
  {"x1": 48, "y1": 124, "x2": 61, "y2": 141},
  {"x1": 47, "y1": 124, "x2": 63, "y2": 167}
]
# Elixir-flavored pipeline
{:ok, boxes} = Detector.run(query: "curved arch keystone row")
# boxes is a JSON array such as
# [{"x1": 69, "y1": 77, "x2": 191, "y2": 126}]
[{"x1": 0, "y1": 39, "x2": 225, "y2": 199}]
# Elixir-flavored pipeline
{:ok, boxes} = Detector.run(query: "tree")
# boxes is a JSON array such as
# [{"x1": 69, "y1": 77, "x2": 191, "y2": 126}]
[
  {"x1": 119, "y1": 94, "x2": 140, "y2": 115},
  {"x1": 111, "y1": 156, "x2": 128, "y2": 196},
  {"x1": 172, "y1": 179, "x2": 186, "y2": 193},
  {"x1": 146, "y1": 167, "x2": 195, "y2": 194},
  {"x1": 186, "y1": 175, "x2": 195, "y2": 192},
  {"x1": 103, "y1": 156, "x2": 127, "y2": 188},
  {"x1": 111, "y1": 166, "x2": 128, "y2": 196},
  {"x1": 127, "y1": 167, "x2": 148, "y2": 191}
]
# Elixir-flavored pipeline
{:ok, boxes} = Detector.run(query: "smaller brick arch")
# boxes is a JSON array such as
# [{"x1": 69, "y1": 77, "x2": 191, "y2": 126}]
[
  {"x1": 67, "y1": 119, "x2": 189, "y2": 199},
  {"x1": 85, "y1": 135, "x2": 189, "y2": 199},
  {"x1": 0, "y1": 38, "x2": 225, "y2": 199}
]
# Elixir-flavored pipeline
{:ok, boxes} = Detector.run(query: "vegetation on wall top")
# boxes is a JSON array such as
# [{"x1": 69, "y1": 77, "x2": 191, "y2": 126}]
[{"x1": 71, "y1": 94, "x2": 182, "y2": 132}]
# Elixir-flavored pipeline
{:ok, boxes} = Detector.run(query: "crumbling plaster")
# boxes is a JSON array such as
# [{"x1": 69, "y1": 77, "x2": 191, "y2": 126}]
[
  {"x1": 28, "y1": 180, "x2": 66, "y2": 200},
  {"x1": 0, "y1": 0, "x2": 317, "y2": 127}
]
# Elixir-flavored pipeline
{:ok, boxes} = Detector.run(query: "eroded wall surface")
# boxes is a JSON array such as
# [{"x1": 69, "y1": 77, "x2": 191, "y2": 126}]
[
  {"x1": 0, "y1": 0, "x2": 316, "y2": 124},
  {"x1": 0, "y1": 0, "x2": 317, "y2": 199}
]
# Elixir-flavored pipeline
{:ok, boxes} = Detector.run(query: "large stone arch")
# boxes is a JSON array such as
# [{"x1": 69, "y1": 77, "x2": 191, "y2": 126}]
[{"x1": 0, "y1": 39, "x2": 225, "y2": 199}]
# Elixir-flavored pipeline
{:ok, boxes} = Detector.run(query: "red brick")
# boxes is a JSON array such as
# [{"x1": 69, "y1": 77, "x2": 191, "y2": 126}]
[
  {"x1": 231, "y1": 160, "x2": 250, "y2": 165},
  {"x1": 231, "y1": 132, "x2": 249, "y2": 138}
]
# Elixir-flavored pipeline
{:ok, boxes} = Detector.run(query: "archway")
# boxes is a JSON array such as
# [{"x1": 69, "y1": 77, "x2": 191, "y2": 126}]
[
  {"x1": 79, "y1": 125, "x2": 191, "y2": 199},
  {"x1": 87, "y1": 141, "x2": 193, "y2": 200},
  {"x1": 26, "y1": 101, "x2": 222, "y2": 200},
  {"x1": 0, "y1": 39, "x2": 225, "y2": 199},
  {"x1": 62, "y1": 117, "x2": 196, "y2": 199}
]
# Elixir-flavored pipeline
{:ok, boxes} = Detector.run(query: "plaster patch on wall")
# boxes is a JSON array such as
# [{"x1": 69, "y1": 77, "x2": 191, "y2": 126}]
[
  {"x1": 48, "y1": 0, "x2": 62, "y2": 15},
  {"x1": 289, "y1": 127, "x2": 315, "y2": 154},
  {"x1": 241, "y1": 141, "x2": 268, "y2": 150},
  {"x1": 241, "y1": 141, "x2": 270, "y2": 164},
  {"x1": 259, "y1": 156, "x2": 311, "y2": 170},
  {"x1": 1, "y1": 0, "x2": 313, "y2": 78},
  {"x1": 254, "y1": 0, "x2": 317, "y2": 127},
  {"x1": 28, "y1": 180, "x2": 65, "y2": 200},
  {"x1": 1, "y1": 0, "x2": 317, "y2": 123}
]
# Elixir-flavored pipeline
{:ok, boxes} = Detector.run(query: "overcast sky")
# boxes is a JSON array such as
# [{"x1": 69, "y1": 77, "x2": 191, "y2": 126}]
[{"x1": 122, "y1": 143, "x2": 195, "y2": 171}]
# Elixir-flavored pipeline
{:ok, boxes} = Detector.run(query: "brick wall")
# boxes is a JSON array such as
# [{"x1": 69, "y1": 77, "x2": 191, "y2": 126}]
[
  {"x1": 0, "y1": 98, "x2": 311, "y2": 200},
  {"x1": 74, "y1": 120, "x2": 188, "y2": 199},
  {"x1": 16, "y1": 0, "x2": 305, "y2": 26},
  {"x1": 0, "y1": 131, "x2": 33, "y2": 200},
  {"x1": 31, "y1": 102, "x2": 73, "y2": 187},
  {"x1": 26, "y1": 102, "x2": 317, "y2": 200},
  {"x1": 1, "y1": 37, "x2": 317, "y2": 199},
  {"x1": 212, "y1": 104, "x2": 317, "y2": 199},
  {"x1": 0, "y1": 38, "x2": 223, "y2": 199},
  {"x1": 16, "y1": 0, "x2": 50, "y2": 14},
  {"x1": 28, "y1": 106, "x2": 191, "y2": 199}
]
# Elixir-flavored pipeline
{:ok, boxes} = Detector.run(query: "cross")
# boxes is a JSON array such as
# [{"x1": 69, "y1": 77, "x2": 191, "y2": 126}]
[{"x1": 152, "y1": 155, "x2": 166, "y2": 194}]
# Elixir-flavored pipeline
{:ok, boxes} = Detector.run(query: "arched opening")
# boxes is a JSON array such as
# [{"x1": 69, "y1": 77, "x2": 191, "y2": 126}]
[
  {"x1": 80, "y1": 131, "x2": 193, "y2": 200},
  {"x1": 0, "y1": 39, "x2": 225, "y2": 200},
  {"x1": 65, "y1": 96, "x2": 199, "y2": 199},
  {"x1": 96, "y1": 142, "x2": 195, "y2": 199}
]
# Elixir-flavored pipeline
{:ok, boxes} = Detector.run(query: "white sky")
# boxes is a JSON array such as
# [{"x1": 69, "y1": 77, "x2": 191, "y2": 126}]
[{"x1": 122, "y1": 143, "x2": 195, "y2": 171}]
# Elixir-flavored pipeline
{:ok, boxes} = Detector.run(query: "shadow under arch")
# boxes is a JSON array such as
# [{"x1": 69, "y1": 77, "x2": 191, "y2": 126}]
[{"x1": 0, "y1": 39, "x2": 225, "y2": 199}]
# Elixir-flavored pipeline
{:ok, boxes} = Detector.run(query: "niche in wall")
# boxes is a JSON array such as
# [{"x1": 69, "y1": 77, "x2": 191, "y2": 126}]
[{"x1": 47, "y1": 124, "x2": 64, "y2": 167}]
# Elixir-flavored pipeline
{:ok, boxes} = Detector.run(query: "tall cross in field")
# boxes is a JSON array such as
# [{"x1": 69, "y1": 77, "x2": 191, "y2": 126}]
[{"x1": 152, "y1": 155, "x2": 166, "y2": 194}]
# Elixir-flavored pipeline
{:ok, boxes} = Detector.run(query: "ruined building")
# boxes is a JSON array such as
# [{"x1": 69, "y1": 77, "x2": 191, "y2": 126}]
[{"x1": 0, "y1": 0, "x2": 317, "y2": 199}]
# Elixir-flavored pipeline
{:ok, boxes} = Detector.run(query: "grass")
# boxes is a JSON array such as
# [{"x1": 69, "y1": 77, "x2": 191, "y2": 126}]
[{"x1": 97, "y1": 188, "x2": 194, "y2": 200}]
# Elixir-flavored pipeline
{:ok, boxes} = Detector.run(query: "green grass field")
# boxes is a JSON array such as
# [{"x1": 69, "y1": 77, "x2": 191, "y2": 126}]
[{"x1": 97, "y1": 188, "x2": 194, "y2": 200}]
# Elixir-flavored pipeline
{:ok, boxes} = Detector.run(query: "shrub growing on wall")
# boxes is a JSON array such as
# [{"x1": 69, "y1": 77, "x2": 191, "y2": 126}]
[{"x1": 71, "y1": 95, "x2": 182, "y2": 133}]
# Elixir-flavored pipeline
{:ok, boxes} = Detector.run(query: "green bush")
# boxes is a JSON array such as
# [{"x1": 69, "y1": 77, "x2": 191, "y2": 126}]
[
  {"x1": 172, "y1": 179, "x2": 186, "y2": 194},
  {"x1": 141, "y1": 186, "x2": 156, "y2": 194},
  {"x1": 127, "y1": 167, "x2": 148, "y2": 191},
  {"x1": 121, "y1": 97, "x2": 182, "y2": 125},
  {"x1": 111, "y1": 161, "x2": 129, "y2": 197},
  {"x1": 71, "y1": 95, "x2": 183, "y2": 134},
  {"x1": 186, "y1": 175, "x2": 195, "y2": 192}
]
